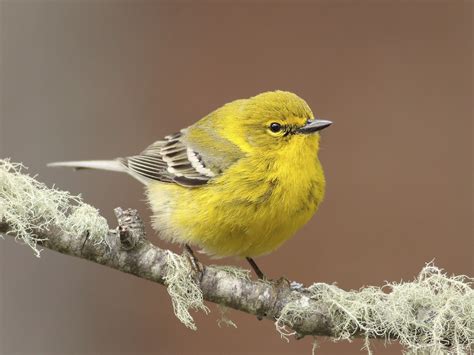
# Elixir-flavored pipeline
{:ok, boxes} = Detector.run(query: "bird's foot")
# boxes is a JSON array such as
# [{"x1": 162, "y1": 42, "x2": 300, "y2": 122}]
[
  {"x1": 183, "y1": 244, "x2": 204, "y2": 281},
  {"x1": 246, "y1": 257, "x2": 266, "y2": 280},
  {"x1": 273, "y1": 276, "x2": 291, "y2": 289}
]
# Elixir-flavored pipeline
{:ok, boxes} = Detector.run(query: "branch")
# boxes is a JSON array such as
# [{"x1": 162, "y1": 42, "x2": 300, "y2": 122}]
[
  {"x1": 1, "y1": 159, "x2": 472, "y2": 353},
  {"x1": 0, "y1": 210, "x2": 335, "y2": 337}
]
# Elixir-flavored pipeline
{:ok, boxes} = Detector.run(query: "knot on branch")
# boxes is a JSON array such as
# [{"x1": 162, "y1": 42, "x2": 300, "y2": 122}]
[{"x1": 114, "y1": 207, "x2": 146, "y2": 250}]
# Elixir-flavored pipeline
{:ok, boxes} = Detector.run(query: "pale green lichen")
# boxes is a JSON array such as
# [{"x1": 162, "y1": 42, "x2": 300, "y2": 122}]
[
  {"x1": 0, "y1": 159, "x2": 108, "y2": 256},
  {"x1": 276, "y1": 263, "x2": 473, "y2": 354},
  {"x1": 211, "y1": 264, "x2": 251, "y2": 281},
  {"x1": 66, "y1": 204, "x2": 108, "y2": 245},
  {"x1": 311, "y1": 337, "x2": 319, "y2": 355},
  {"x1": 275, "y1": 293, "x2": 310, "y2": 341},
  {"x1": 216, "y1": 304, "x2": 237, "y2": 328},
  {"x1": 163, "y1": 250, "x2": 209, "y2": 330}
]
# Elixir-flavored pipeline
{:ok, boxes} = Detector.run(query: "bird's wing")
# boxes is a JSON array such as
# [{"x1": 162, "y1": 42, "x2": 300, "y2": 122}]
[
  {"x1": 120, "y1": 131, "x2": 218, "y2": 187},
  {"x1": 49, "y1": 128, "x2": 244, "y2": 187}
]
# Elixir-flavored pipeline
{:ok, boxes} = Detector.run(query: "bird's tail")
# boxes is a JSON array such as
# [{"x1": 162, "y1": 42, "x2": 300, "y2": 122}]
[{"x1": 47, "y1": 160, "x2": 125, "y2": 172}]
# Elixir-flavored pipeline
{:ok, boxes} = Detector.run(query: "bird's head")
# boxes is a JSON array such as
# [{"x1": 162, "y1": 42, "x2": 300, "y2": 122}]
[{"x1": 217, "y1": 91, "x2": 332, "y2": 153}]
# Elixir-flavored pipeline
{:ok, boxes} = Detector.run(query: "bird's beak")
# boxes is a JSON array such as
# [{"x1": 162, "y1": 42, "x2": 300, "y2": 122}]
[{"x1": 297, "y1": 119, "x2": 333, "y2": 134}]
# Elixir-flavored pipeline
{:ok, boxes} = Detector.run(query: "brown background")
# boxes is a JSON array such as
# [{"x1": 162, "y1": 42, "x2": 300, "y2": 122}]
[{"x1": 0, "y1": 1, "x2": 472, "y2": 354}]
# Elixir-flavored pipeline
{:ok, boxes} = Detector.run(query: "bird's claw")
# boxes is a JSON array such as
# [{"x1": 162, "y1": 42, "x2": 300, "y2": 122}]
[
  {"x1": 274, "y1": 276, "x2": 291, "y2": 289},
  {"x1": 182, "y1": 244, "x2": 204, "y2": 281}
]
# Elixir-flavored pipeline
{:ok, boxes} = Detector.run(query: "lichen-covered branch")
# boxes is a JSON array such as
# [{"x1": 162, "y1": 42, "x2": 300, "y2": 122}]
[
  {"x1": 0, "y1": 213, "x2": 335, "y2": 336},
  {"x1": 1, "y1": 159, "x2": 473, "y2": 354}
]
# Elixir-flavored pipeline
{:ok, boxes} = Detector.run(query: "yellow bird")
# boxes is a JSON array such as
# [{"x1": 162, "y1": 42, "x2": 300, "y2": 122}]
[{"x1": 49, "y1": 91, "x2": 332, "y2": 278}]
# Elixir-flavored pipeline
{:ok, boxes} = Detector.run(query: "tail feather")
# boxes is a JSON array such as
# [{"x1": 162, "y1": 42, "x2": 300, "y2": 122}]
[
  {"x1": 47, "y1": 160, "x2": 125, "y2": 172},
  {"x1": 48, "y1": 159, "x2": 151, "y2": 185}
]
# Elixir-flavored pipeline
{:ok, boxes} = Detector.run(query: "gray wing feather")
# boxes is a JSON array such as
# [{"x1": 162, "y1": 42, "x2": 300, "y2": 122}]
[{"x1": 121, "y1": 131, "x2": 214, "y2": 187}]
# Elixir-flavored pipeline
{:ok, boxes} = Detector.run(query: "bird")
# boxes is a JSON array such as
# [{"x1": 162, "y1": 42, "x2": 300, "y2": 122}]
[{"x1": 49, "y1": 91, "x2": 332, "y2": 279}]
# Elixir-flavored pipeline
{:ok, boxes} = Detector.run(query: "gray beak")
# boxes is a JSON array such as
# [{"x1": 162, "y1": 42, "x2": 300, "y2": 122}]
[{"x1": 297, "y1": 119, "x2": 333, "y2": 134}]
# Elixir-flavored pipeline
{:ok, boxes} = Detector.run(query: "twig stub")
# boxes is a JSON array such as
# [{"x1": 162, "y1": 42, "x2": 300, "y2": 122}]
[{"x1": 114, "y1": 207, "x2": 146, "y2": 250}]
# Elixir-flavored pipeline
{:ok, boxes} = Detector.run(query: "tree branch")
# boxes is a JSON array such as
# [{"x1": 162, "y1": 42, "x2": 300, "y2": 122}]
[{"x1": 0, "y1": 209, "x2": 335, "y2": 338}]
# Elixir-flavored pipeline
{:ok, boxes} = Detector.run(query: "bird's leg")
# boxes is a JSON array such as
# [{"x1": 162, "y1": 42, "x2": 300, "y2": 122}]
[
  {"x1": 184, "y1": 244, "x2": 203, "y2": 275},
  {"x1": 246, "y1": 257, "x2": 265, "y2": 280}
]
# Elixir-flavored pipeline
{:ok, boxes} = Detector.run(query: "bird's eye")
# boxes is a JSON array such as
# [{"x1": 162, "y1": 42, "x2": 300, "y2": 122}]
[{"x1": 269, "y1": 122, "x2": 282, "y2": 133}]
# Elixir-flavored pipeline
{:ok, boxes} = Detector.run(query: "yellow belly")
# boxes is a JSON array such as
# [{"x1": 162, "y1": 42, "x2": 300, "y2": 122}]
[{"x1": 147, "y1": 137, "x2": 325, "y2": 258}]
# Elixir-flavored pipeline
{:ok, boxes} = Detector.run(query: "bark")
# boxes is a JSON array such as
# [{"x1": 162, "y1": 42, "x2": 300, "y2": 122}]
[{"x1": 0, "y1": 207, "x2": 336, "y2": 338}]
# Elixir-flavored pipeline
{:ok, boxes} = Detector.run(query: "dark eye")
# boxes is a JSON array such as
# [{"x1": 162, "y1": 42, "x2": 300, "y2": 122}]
[{"x1": 269, "y1": 122, "x2": 282, "y2": 133}]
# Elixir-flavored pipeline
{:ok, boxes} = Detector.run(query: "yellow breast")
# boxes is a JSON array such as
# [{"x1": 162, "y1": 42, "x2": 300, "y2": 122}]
[{"x1": 147, "y1": 134, "x2": 325, "y2": 258}]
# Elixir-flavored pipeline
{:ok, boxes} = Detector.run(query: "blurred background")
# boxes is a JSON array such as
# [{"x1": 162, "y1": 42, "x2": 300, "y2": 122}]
[{"x1": 0, "y1": 1, "x2": 472, "y2": 354}]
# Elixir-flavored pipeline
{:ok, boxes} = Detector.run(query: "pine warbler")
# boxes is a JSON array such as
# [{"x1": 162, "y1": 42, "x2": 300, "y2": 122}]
[{"x1": 49, "y1": 91, "x2": 332, "y2": 277}]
